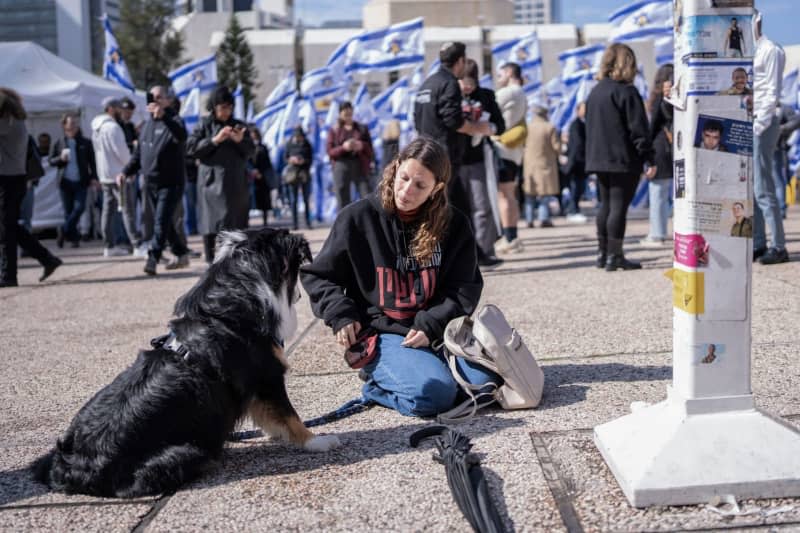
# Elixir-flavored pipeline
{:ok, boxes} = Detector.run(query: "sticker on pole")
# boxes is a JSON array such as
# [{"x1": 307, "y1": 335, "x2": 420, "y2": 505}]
[
  {"x1": 677, "y1": 15, "x2": 754, "y2": 61},
  {"x1": 665, "y1": 269, "x2": 705, "y2": 315},
  {"x1": 674, "y1": 233, "x2": 709, "y2": 268}
]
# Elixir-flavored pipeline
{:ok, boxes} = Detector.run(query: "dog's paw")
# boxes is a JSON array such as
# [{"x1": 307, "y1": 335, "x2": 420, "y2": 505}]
[{"x1": 303, "y1": 434, "x2": 342, "y2": 452}]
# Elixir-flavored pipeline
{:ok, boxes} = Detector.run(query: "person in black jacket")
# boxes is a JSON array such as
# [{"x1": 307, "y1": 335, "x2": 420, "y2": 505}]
[
  {"x1": 186, "y1": 86, "x2": 255, "y2": 264},
  {"x1": 121, "y1": 86, "x2": 190, "y2": 276},
  {"x1": 49, "y1": 114, "x2": 98, "y2": 248},
  {"x1": 458, "y1": 59, "x2": 505, "y2": 267},
  {"x1": 414, "y1": 42, "x2": 492, "y2": 216},
  {"x1": 585, "y1": 43, "x2": 656, "y2": 271},
  {"x1": 284, "y1": 126, "x2": 313, "y2": 230},
  {"x1": 563, "y1": 102, "x2": 587, "y2": 221},
  {"x1": 301, "y1": 137, "x2": 500, "y2": 417},
  {"x1": 641, "y1": 64, "x2": 674, "y2": 247}
]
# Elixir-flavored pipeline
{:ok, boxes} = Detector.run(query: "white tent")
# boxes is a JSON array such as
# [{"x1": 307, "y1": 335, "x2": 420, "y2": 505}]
[{"x1": 0, "y1": 41, "x2": 146, "y2": 228}]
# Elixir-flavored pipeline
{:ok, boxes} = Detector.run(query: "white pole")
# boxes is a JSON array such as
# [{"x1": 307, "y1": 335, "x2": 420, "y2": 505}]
[{"x1": 594, "y1": 0, "x2": 800, "y2": 507}]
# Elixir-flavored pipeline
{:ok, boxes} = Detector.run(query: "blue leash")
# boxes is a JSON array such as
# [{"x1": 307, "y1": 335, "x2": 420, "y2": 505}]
[{"x1": 228, "y1": 397, "x2": 374, "y2": 442}]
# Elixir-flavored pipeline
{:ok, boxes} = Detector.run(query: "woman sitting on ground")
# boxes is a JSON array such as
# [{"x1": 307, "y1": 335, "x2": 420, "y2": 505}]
[{"x1": 301, "y1": 137, "x2": 500, "y2": 417}]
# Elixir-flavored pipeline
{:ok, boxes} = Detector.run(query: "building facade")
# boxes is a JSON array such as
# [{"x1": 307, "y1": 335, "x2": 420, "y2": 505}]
[
  {"x1": 513, "y1": 0, "x2": 559, "y2": 25},
  {"x1": 0, "y1": 0, "x2": 119, "y2": 73}
]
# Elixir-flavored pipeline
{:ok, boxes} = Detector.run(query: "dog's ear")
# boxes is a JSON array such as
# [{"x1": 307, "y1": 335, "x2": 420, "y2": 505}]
[{"x1": 214, "y1": 230, "x2": 248, "y2": 263}]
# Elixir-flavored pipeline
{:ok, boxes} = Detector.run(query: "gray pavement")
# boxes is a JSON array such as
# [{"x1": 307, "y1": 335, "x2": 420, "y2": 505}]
[{"x1": 2, "y1": 209, "x2": 800, "y2": 532}]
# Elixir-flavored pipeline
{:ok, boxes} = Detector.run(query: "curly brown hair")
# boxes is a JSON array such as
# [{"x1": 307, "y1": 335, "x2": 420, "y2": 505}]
[
  {"x1": 379, "y1": 137, "x2": 451, "y2": 265},
  {"x1": 597, "y1": 43, "x2": 638, "y2": 84},
  {"x1": 0, "y1": 87, "x2": 26, "y2": 120}
]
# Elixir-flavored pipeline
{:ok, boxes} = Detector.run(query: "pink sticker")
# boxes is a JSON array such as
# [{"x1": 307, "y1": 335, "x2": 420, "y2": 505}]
[{"x1": 674, "y1": 233, "x2": 709, "y2": 268}]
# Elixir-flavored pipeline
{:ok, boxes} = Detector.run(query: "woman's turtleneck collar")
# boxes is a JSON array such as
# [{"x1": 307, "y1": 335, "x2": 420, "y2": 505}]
[{"x1": 397, "y1": 207, "x2": 420, "y2": 223}]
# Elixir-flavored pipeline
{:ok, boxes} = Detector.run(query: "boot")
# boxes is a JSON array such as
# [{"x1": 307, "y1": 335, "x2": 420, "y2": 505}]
[
  {"x1": 596, "y1": 236, "x2": 607, "y2": 269},
  {"x1": 605, "y1": 254, "x2": 642, "y2": 271}
]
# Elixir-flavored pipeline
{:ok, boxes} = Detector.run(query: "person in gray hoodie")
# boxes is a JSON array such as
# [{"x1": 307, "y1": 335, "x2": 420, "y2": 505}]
[{"x1": 92, "y1": 97, "x2": 136, "y2": 257}]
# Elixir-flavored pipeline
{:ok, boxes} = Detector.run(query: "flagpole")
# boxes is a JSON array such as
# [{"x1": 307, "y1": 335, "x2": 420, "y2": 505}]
[{"x1": 293, "y1": 17, "x2": 304, "y2": 94}]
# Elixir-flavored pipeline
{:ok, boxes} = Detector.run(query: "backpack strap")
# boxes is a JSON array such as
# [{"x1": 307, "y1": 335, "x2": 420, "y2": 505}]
[{"x1": 437, "y1": 349, "x2": 498, "y2": 424}]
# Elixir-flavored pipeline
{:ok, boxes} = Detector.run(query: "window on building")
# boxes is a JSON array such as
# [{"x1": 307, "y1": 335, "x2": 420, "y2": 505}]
[
  {"x1": 202, "y1": 0, "x2": 216, "y2": 12},
  {"x1": 233, "y1": 0, "x2": 252, "y2": 11}
]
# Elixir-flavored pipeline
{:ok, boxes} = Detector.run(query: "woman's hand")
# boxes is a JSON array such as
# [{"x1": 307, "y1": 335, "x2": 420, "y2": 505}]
[
  {"x1": 402, "y1": 329, "x2": 429, "y2": 348},
  {"x1": 336, "y1": 322, "x2": 362, "y2": 348}
]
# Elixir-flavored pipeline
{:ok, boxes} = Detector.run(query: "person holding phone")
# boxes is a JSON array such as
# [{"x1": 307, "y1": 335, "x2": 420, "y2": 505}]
[
  {"x1": 186, "y1": 86, "x2": 255, "y2": 264},
  {"x1": 120, "y1": 86, "x2": 190, "y2": 275}
]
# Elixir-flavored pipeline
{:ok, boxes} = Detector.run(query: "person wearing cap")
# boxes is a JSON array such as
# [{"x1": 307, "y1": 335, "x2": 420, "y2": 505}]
[
  {"x1": 121, "y1": 85, "x2": 191, "y2": 275},
  {"x1": 751, "y1": 10, "x2": 789, "y2": 265},
  {"x1": 49, "y1": 113, "x2": 98, "y2": 248},
  {"x1": 91, "y1": 96, "x2": 136, "y2": 257}
]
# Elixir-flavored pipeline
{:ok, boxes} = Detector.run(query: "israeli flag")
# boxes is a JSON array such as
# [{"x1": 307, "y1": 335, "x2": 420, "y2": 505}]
[
  {"x1": 634, "y1": 66, "x2": 649, "y2": 101},
  {"x1": 781, "y1": 68, "x2": 799, "y2": 109},
  {"x1": 426, "y1": 59, "x2": 441, "y2": 78},
  {"x1": 551, "y1": 71, "x2": 595, "y2": 132},
  {"x1": 788, "y1": 130, "x2": 800, "y2": 173},
  {"x1": 169, "y1": 54, "x2": 217, "y2": 99},
  {"x1": 180, "y1": 87, "x2": 201, "y2": 134},
  {"x1": 233, "y1": 84, "x2": 245, "y2": 120},
  {"x1": 353, "y1": 83, "x2": 380, "y2": 134},
  {"x1": 373, "y1": 76, "x2": 410, "y2": 122},
  {"x1": 345, "y1": 18, "x2": 425, "y2": 74},
  {"x1": 655, "y1": 34, "x2": 674, "y2": 66},
  {"x1": 479, "y1": 73, "x2": 493, "y2": 89},
  {"x1": 492, "y1": 32, "x2": 543, "y2": 87},
  {"x1": 254, "y1": 95, "x2": 294, "y2": 169},
  {"x1": 559, "y1": 44, "x2": 605, "y2": 79},
  {"x1": 301, "y1": 67, "x2": 348, "y2": 101},
  {"x1": 609, "y1": 0, "x2": 672, "y2": 43},
  {"x1": 265, "y1": 71, "x2": 295, "y2": 108},
  {"x1": 102, "y1": 14, "x2": 135, "y2": 92}
]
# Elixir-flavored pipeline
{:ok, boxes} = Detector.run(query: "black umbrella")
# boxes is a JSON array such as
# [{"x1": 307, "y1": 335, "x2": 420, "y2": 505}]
[{"x1": 410, "y1": 426, "x2": 506, "y2": 533}]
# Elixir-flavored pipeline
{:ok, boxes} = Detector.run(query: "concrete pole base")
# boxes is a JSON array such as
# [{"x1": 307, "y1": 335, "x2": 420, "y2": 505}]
[{"x1": 594, "y1": 388, "x2": 800, "y2": 508}]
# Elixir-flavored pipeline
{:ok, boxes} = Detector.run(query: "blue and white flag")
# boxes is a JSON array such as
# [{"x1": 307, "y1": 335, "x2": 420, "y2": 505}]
[
  {"x1": 788, "y1": 130, "x2": 800, "y2": 174},
  {"x1": 345, "y1": 18, "x2": 425, "y2": 74},
  {"x1": 180, "y1": 87, "x2": 201, "y2": 133},
  {"x1": 654, "y1": 34, "x2": 674, "y2": 66},
  {"x1": 301, "y1": 67, "x2": 348, "y2": 102},
  {"x1": 479, "y1": 73, "x2": 493, "y2": 90},
  {"x1": 353, "y1": 83, "x2": 380, "y2": 134},
  {"x1": 102, "y1": 14, "x2": 135, "y2": 92},
  {"x1": 551, "y1": 71, "x2": 595, "y2": 132},
  {"x1": 254, "y1": 95, "x2": 294, "y2": 169},
  {"x1": 265, "y1": 71, "x2": 295, "y2": 108},
  {"x1": 373, "y1": 76, "x2": 410, "y2": 122},
  {"x1": 169, "y1": 54, "x2": 217, "y2": 99},
  {"x1": 559, "y1": 44, "x2": 605, "y2": 79},
  {"x1": 492, "y1": 32, "x2": 543, "y2": 87},
  {"x1": 410, "y1": 64, "x2": 426, "y2": 88},
  {"x1": 609, "y1": 0, "x2": 672, "y2": 43},
  {"x1": 233, "y1": 84, "x2": 245, "y2": 120},
  {"x1": 634, "y1": 66, "x2": 649, "y2": 102},
  {"x1": 781, "y1": 68, "x2": 799, "y2": 109},
  {"x1": 426, "y1": 59, "x2": 441, "y2": 79}
]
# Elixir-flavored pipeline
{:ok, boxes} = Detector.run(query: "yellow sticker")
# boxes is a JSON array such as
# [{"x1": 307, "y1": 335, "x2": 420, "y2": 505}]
[{"x1": 664, "y1": 268, "x2": 705, "y2": 315}]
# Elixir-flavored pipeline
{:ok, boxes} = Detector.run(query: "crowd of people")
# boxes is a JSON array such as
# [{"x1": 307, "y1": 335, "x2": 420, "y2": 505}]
[{"x1": 2, "y1": 18, "x2": 796, "y2": 289}]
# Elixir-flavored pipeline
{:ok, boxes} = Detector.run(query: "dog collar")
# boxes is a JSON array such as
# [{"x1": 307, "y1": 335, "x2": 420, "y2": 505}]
[{"x1": 150, "y1": 332, "x2": 191, "y2": 360}]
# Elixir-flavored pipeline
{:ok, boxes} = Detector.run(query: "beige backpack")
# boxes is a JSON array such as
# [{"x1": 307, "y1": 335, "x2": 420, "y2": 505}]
[{"x1": 439, "y1": 304, "x2": 545, "y2": 422}]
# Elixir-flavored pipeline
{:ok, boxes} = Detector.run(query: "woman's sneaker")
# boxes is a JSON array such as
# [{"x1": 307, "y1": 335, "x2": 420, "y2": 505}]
[
  {"x1": 103, "y1": 247, "x2": 130, "y2": 257},
  {"x1": 639, "y1": 236, "x2": 667, "y2": 248},
  {"x1": 496, "y1": 238, "x2": 523, "y2": 255},
  {"x1": 165, "y1": 254, "x2": 190, "y2": 270}
]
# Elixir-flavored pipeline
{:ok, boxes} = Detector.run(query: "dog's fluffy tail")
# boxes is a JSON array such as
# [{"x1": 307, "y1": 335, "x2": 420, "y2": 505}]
[{"x1": 31, "y1": 443, "x2": 211, "y2": 498}]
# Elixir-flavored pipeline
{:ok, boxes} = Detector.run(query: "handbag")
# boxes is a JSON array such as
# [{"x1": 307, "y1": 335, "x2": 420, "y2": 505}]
[
  {"x1": 438, "y1": 304, "x2": 545, "y2": 422},
  {"x1": 283, "y1": 164, "x2": 308, "y2": 185},
  {"x1": 26, "y1": 136, "x2": 44, "y2": 182}
]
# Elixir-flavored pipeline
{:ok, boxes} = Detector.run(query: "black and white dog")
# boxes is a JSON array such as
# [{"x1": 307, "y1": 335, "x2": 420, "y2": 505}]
[{"x1": 32, "y1": 228, "x2": 341, "y2": 498}]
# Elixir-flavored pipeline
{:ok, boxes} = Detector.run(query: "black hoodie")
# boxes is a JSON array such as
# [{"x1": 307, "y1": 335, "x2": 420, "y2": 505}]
[{"x1": 300, "y1": 194, "x2": 482, "y2": 343}]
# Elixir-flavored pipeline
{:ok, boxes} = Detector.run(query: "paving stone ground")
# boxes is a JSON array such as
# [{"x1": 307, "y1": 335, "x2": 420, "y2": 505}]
[{"x1": 2, "y1": 208, "x2": 800, "y2": 532}]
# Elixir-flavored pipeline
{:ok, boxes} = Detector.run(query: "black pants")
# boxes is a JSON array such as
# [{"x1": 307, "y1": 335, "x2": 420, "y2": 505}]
[
  {"x1": 333, "y1": 159, "x2": 370, "y2": 209},
  {"x1": 0, "y1": 176, "x2": 57, "y2": 284},
  {"x1": 595, "y1": 172, "x2": 639, "y2": 254},
  {"x1": 291, "y1": 180, "x2": 312, "y2": 230},
  {"x1": 147, "y1": 182, "x2": 188, "y2": 261}
]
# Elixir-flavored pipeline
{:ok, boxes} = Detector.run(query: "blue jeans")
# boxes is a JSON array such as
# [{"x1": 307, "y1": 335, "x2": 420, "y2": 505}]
[
  {"x1": 147, "y1": 183, "x2": 188, "y2": 260},
  {"x1": 184, "y1": 181, "x2": 198, "y2": 236},
  {"x1": 59, "y1": 179, "x2": 87, "y2": 243},
  {"x1": 753, "y1": 116, "x2": 785, "y2": 250},
  {"x1": 524, "y1": 195, "x2": 555, "y2": 223},
  {"x1": 19, "y1": 183, "x2": 34, "y2": 231},
  {"x1": 568, "y1": 173, "x2": 587, "y2": 214},
  {"x1": 773, "y1": 147, "x2": 788, "y2": 218},
  {"x1": 361, "y1": 333, "x2": 501, "y2": 417},
  {"x1": 647, "y1": 178, "x2": 672, "y2": 240}
]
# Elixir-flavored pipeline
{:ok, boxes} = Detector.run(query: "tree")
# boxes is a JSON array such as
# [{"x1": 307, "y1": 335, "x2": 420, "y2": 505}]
[
  {"x1": 116, "y1": 0, "x2": 184, "y2": 90},
  {"x1": 217, "y1": 14, "x2": 259, "y2": 108}
]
